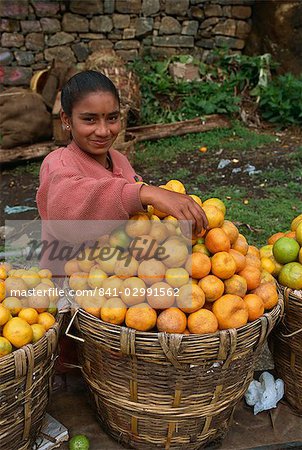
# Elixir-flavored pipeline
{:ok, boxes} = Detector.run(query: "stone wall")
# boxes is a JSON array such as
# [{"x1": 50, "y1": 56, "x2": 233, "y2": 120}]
[{"x1": 0, "y1": 0, "x2": 254, "y2": 87}]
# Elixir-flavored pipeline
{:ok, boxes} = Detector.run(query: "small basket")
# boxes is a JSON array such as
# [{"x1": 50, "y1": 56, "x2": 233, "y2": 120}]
[
  {"x1": 0, "y1": 313, "x2": 63, "y2": 450},
  {"x1": 66, "y1": 296, "x2": 283, "y2": 450},
  {"x1": 269, "y1": 284, "x2": 302, "y2": 415}
]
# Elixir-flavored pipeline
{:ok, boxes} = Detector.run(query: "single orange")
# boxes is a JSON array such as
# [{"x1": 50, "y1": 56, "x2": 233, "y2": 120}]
[
  {"x1": 157, "y1": 307, "x2": 187, "y2": 333},
  {"x1": 198, "y1": 275, "x2": 224, "y2": 303},
  {"x1": 204, "y1": 228, "x2": 231, "y2": 253},
  {"x1": 243, "y1": 294, "x2": 264, "y2": 321},
  {"x1": 188, "y1": 308, "x2": 218, "y2": 334},
  {"x1": 185, "y1": 253, "x2": 211, "y2": 279},
  {"x1": 211, "y1": 251, "x2": 236, "y2": 280}
]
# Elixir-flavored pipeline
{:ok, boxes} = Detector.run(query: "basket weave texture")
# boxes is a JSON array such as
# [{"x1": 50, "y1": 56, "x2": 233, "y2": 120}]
[
  {"x1": 269, "y1": 284, "x2": 302, "y2": 415},
  {"x1": 0, "y1": 314, "x2": 63, "y2": 450},
  {"x1": 70, "y1": 297, "x2": 283, "y2": 450}
]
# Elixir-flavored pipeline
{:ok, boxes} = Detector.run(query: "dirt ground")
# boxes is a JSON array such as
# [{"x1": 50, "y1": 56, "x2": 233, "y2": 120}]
[{"x1": 0, "y1": 125, "x2": 302, "y2": 228}]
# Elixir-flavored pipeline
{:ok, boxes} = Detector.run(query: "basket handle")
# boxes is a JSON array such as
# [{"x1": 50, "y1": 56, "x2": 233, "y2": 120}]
[
  {"x1": 65, "y1": 308, "x2": 85, "y2": 343},
  {"x1": 281, "y1": 327, "x2": 302, "y2": 338}
]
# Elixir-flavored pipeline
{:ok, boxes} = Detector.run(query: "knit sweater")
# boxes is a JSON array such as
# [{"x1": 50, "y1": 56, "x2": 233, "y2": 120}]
[{"x1": 36, "y1": 140, "x2": 144, "y2": 276}]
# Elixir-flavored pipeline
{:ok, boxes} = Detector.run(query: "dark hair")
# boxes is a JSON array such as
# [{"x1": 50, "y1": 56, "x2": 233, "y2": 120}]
[{"x1": 61, "y1": 70, "x2": 120, "y2": 116}]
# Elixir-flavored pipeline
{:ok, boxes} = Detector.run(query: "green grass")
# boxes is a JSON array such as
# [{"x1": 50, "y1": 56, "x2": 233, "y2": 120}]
[
  {"x1": 6, "y1": 161, "x2": 41, "y2": 176},
  {"x1": 134, "y1": 123, "x2": 302, "y2": 247},
  {"x1": 135, "y1": 121, "x2": 276, "y2": 166}
]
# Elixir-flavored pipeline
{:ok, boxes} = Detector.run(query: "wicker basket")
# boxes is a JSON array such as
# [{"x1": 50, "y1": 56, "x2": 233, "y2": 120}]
[
  {"x1": 66, "y1": 297, "x2": 283, "y2": 450},
  {"x1": 269, "y1": 284, "x2": 302, "y2": 415},
  {"x1": 0, "y1": 313, "x2": 63, "y2": 450}
]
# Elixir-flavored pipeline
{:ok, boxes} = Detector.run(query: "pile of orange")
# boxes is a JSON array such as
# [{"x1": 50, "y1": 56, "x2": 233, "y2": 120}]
[
  {"x1": 262, "y1": 214, "x2": 302, "y2": 290},
  {"x1": 64, "y1": 179, "x2": 280, "y2": 335},
  {"x1": 0, "y1": 263, "x2": 58, "y2": 358}
]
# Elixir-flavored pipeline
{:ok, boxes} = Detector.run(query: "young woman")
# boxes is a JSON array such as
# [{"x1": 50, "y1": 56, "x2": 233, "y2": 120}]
[{"x1": 36, "y1": 70, "x2": 207, "y2": 275}]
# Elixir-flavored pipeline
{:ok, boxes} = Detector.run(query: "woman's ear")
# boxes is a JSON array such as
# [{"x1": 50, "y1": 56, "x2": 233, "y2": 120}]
[{"x1": 60, "y1": 110, "x2": 71, "y2": 130}]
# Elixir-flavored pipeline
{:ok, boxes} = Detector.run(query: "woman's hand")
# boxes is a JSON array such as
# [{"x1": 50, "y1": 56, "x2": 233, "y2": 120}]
[{"x1": 140, "y1": 185, "x2": 208, "y2": 237}]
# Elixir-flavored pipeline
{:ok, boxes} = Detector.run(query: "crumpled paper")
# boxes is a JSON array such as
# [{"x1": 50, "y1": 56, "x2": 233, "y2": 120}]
[{"x1": 244, "y1": 371, "x2": 284, "y2": 415}]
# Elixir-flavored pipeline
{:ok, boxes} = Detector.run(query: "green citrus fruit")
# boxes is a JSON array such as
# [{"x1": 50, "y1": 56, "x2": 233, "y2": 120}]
[
  {"x1": 296, "y1": 221, "x2": 302, "y2": 246},
  {"x1": 109, "y1": 227, "x2": 131, "y2": 250},
  {"x1": 69, "y1": 434, "x2": 90, "y2": 450},
  {"x1": 272, "y1": 237, "x2": 300, "y2": 264},
  {"x1": 278, "y1": 262, "x2": 302, "y2": 290}
]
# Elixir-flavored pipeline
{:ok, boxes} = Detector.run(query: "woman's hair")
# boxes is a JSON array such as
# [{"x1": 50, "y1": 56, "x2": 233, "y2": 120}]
[{"x1": 61, "y1": 70, "x2": 120, "y2": 116}]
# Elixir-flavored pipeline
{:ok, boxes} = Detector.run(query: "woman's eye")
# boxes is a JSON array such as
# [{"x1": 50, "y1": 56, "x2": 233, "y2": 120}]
[
  {"x1": 108, "y1": 115, "x2": 119, "y2": 122},
  {"x1": 83, "y1": 117, "x2": 95, "y2": 123}
]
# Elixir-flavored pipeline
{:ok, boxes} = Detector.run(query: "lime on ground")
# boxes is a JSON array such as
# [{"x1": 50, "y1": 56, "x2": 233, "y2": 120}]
[
  {"x1": 69, "y1": 434, "x2": 90, "y2": 450},
  {"x1": 273, "y1": 237, "x2": 300, "y2": 264}
]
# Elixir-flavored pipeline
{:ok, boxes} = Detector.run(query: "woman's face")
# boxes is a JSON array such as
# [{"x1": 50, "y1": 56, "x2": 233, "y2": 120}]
[{"x1": 62, "y1": 91, "x2": 121, "y2": 166}]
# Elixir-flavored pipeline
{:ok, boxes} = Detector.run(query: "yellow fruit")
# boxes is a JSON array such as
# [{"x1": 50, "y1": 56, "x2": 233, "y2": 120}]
[
  {"x1": 21, "y1": 270, "x2": 41, "y2": 289},
  {"x1": 77, "y1": 248, "x2": 96, "y2": 272},
  {"x1": 38, "y1": 269, "x2": 52, "y2": 279},
  {"x1": 0, "y1": 280, "x2": 6, "y2": 302},
  {"x1": 259, "y1": 244, "x2": 273, "y2": 259},
  {"x1": 165, "y1": 179, "x2": 186, "y2": 194},
  {"x1": 64, "y1": 259, "x2": 80, "y2": 276},
  {"x1": 0, "y1": 304, "x2": 11, "y2": 326},
  {"x1": 125, "y1": 214, "x2": 151, "y2": 238},
  {"x1": 4, "y1": 276, "x2": 27, "y2": 298},
  {"x1": 296, "y1": 221, "x2": 302, "y2": 246},
  {"x1": 2, "y1": 297, "x2": 23, "y2": 316},
  {"x1": 202, "y1": 204, "x2": 224, "y2": 229},
  {"x1": 291, "y1": 214, "x2": 302, "y2": 231},
  {"x1": 38, "y1": 312, "x2": 56, "y2": 331},
  {"x1": 165, "y1": 267, "x2": 189, "y2": 288},
  {"x1": 69, "y1": 272, "x2": 89, "y2": 291},
  {"x1": 202, "y1": 197, "x2": 226, "y2": 215},
  {"x1": 189, "y1": 194, "x2": 202, "y2": 207},
  {"x1": 88, "y1": 266, "x2": 108, "y2": 289},
  {"x1": 192, "y1": 243, "x2": 211, "y2": 256},
  {"x1": 101, "y1": 298, "x2": 127, "y2": 325},
  {"x1": 137, "y1": 258, "x2": 166, "y2": 286},
  {"x1": 260, "y1": 257, "x2": 275, "y2": 274},
  {"x1": 3, "y1": 317, "x2": 33, "y2": 348},
  {"x1": 120, "y1": 277, "x2": 146, "y2": 306},
  {"x1": 31, "y1": 324, "x2": 46, "y2": 343},
  {"x1": 299, "y1": 248, "x2": 302, "y2": 264},
  {"x1": 114, "y1": 255, "x2": 139, "y2": 279},
  {"x1": 0, "y1": 266, "x2": 8, "y2": 280},
  {"x1": 0, "y1": 337, "x2": 12, "y2": 357},
  {"x1": 161, "y1": 237, "x2": 189, "y2": 268},
  {"x1": 18, "y1": 307, "x2": 39, "y2": 325}
]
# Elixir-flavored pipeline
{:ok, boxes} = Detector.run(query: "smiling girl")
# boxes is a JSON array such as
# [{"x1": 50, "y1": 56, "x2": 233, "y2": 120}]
[{"x1": 36, "y1": 70, "x2": 207, "y2": 275}]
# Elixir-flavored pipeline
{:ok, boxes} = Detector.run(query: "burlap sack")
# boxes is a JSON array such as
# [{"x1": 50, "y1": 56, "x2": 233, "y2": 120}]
[{"x1": 0, "y1": 88, "x2": 52, "y2": 149}]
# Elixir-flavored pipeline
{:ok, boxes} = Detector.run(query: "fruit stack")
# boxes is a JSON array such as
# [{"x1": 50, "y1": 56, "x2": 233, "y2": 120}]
[
  {"x1": 267, "y1": 214, "x2": 302, "y2": 415},
  {"x1": 64, "y1": 179, "x2": 280, "y2": 335},
  {"x1": 260, "y1": 214, "x2": 302, "y2": 294},
  {"x1": 0, "y1": 264, "x2": 59, "y2": 358}
]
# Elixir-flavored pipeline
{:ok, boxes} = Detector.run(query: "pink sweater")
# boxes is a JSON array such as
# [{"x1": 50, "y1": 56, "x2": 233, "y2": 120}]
[{"x1": 36, "y1": 140, "x2": 144, "y2": 276}]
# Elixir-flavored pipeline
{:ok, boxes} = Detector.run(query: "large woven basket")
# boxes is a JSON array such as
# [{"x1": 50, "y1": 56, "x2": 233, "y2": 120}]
[
  {"x1": 269, "y1": 284, "x2": 302, "y2": 415},
  {"x1": 0, "y1": 313, "x2": 63, "y2": 450},
  {"x1": 67, "y1": 297, "x2": 283, "y2": 450}
]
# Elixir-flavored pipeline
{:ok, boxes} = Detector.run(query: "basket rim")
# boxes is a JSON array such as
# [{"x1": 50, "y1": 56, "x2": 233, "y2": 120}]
[
  {"x1": 70, "y1": 293, "x2": 283, "y2": 341},
  {"x1": 277, "y1": 282, "x2": 302, "y2": 301}
]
